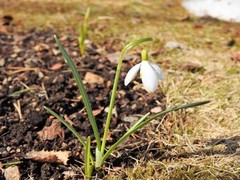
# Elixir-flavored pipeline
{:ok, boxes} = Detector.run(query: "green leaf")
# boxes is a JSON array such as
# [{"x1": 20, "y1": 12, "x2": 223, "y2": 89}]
[
  {"x1": 101, "y1": 100, "x2": 210, "y2": 164},
  {"x1": 79, "y1": 26, "x2": 85, "y2": 55},
  {"x1": 44, "y1": 106, "x2": 86, "y2": 147},
  {"x1": 44, "y1": 106, "x2": 95, "y2": 164},
  {"x1": 139, "y1": 100, "x2": 211, "y2": 129},
  {"x1": 85, "y1": 136, "x2": 93, "y2": 179},
  {"x1": 84, "y1": 7, "x2": 91, "y2": 34},
  {"x1": 54, "y1": 35, "x2": 101, "y2": 150}
]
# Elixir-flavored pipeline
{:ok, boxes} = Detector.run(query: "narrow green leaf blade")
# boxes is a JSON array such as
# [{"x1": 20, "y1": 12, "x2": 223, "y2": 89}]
[
  {"x1": 85, "y1": 136, "x2": 93, "y2": 179},
  {"x1": 54, "y1": 35, "x2": 101, "y2": 150},
  {"x1": 44, "y1": 106, "x2": 86, "y2": 147},
  {"x1": 149, "y1": 100, "x2": 211, "y2": 124},
  {"x1": 102, "y1": 100, "x2": 210, "y2": 164}
]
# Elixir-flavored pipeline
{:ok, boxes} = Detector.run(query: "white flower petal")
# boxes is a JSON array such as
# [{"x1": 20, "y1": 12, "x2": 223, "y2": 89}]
[
  {"x1": 140, "y1": 61, "x2": 158, "y2": 92},
  {"x1": 150, "y1": 62, "x2": 165, "y2": 80},
  {"x1": 124, "y1": 63, "x2": 141, "y2": 86}
]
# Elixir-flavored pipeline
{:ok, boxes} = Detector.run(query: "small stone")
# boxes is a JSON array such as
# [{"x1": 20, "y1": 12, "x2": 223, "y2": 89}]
[
  {"x1": 4, "y1": 166, "x2": 21, "y2": 180},
  {"x1": 61, "y1": 142, "x2": 68, "y2": 150},
  {"x1": 16, "y1": 148, "x2": 21, "y2": 153},
  {"x1": 150, "y1": 106, "x2": 163, "y2": 113},
  {"x1": 52, "y1": 48, "x2": 60, "y2": 56},
  {"x1": 123, "y1": 115, "x2": 138, "y2": 123},
  {"x1": 72, "y1": 51, "x2": 78, "y2": 57},
  {"x1": 106, "y1": 52, "x2": 120, "y2": 64},
  {"x1": 104, "y1": 106, "x2": 118, "y2": 117},
  {"x1": 0, "y1": 58, "x2": 5, "y2": 66},
  {"x1": 49, "y1": 63, "x2": 63, "y2": 71},
  {"x1": 131, "y1": 104, "x2": 137, "y2": 110},
  {"x1": 84, "y1": 72, "x2": 104, "y2": 84},
  {"x1": 165, "y1": 41, "x2": 188, "y2": 50},
  {"x1": 6, "y1": 146, "x2": 11, "y2": 152},
  {"x1": 10, "y1": 54, "x2": 17, "y2": 58}
]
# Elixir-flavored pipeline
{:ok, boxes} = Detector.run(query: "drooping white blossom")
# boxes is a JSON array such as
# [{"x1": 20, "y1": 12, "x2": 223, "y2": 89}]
[{"x1": 124, "y1": 60, "x2": 164, "y2": 92}]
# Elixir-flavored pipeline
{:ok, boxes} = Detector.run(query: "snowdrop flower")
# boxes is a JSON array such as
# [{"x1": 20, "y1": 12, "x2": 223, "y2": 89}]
[{"x1": 124, "y1": 50, "x2": 164, "y2": 92}]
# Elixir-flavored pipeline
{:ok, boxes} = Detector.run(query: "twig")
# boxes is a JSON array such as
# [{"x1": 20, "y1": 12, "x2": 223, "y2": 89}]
[{"x1": 13, "y1": 100, "x2": 23, "y2": 122}]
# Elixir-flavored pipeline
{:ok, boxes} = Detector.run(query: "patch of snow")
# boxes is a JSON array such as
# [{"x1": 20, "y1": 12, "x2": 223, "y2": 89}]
[{"x1": 182, "y1": 0, "x2": 240, "y2": 23}]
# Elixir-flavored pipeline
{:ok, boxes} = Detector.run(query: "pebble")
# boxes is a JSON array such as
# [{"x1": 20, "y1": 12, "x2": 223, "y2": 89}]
[
  {"x1": 165, "y1": 41, "x2": 188, "y2": 50},
  {"x1": 6, "y1": 146, "x2": 11, "y2": 152}
]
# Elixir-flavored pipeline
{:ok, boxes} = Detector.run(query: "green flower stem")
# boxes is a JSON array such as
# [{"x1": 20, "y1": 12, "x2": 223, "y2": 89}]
[
  {"x1": 100, "y1": 37, "x2": 153, "y2": 154},
  {"x1": 85, "y1": 136, "x2": 93, "y2": 179},
  {"x1": 141, "y1": 49, "x2": 148, "y2": 60}
]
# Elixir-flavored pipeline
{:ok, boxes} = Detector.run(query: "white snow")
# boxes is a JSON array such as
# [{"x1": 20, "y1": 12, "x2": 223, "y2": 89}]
[{"x1": 182, "y1": 0, "x2": 240, "y2": 23}]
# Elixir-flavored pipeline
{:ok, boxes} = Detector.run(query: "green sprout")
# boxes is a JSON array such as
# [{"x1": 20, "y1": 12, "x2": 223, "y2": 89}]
[
  {"x1": 78, "y1": 7, "x2": 90, "y2": 56},
  {"x1": 44, "y1": 35, "x2": 210, "y2": 179}
]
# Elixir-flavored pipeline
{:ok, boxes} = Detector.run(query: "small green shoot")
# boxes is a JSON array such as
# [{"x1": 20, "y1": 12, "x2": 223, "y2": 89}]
[
  {"x1": 78, "y1": 7, "x2": 90, "y2": 56},
  {"x1": 85, "y1": 136, "x2": 93, "y2": 179}
]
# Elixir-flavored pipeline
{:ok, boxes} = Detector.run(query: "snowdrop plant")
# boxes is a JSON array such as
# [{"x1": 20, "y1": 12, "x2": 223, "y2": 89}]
[{"x1": 44, "y1": 35, "x2": 210, "y2": 179}]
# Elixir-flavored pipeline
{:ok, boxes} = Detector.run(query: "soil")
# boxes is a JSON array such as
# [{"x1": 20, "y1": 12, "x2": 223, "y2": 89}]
[{"x1": 0, "y1": 28, "x2": 165, "y2": 179}]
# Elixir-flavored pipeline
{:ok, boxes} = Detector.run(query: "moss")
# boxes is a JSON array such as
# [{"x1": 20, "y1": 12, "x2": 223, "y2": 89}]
[{"x1": 227, "y1": 66, "x2": 240, "y2": 75}]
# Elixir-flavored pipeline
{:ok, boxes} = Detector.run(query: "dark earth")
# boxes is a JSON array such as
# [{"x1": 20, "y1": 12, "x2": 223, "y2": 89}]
[{"x1": 0, "y1": 27, "x2": 167, "y2": 179}]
